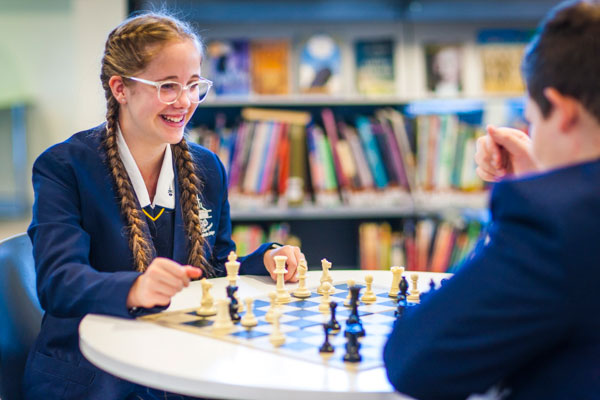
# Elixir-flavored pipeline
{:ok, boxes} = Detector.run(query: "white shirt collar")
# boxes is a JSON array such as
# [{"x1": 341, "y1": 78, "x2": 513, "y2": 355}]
[{"x1": 116, "y1": 125, "x2": 175, "y2": 209}]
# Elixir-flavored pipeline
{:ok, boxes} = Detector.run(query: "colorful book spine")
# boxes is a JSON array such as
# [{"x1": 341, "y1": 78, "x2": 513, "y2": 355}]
[{"x1": 356, "y1": 116, "x2": 388, "y2": 189}]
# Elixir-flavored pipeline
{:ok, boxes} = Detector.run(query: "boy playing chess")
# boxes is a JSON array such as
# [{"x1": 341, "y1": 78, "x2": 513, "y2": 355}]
[{"x1": 384, "y1": 1, "x2": 600, "y2": 399}]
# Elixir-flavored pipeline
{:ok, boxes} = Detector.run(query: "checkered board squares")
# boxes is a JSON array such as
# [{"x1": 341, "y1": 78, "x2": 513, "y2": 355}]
[{"x1": 140, "y1": 283, "x2": 412, "y2": 371}]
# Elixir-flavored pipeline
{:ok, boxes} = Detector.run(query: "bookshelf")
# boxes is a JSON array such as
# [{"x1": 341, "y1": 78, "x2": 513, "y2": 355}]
[{"x1": 129, "y1": 0, "x2": 555, "y2": 271}]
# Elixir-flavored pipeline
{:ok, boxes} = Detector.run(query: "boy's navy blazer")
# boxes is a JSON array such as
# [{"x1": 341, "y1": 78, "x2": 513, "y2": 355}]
[
  {"x1": 23, "y1": 124, "x2": 272, "y2": 399},
  {"x1": 384, "y1": 160, "x2": 600, "y2": 400}
]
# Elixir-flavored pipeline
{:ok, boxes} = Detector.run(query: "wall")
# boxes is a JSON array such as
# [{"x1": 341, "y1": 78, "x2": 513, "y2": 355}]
[{"x1": 0, "y1": 0, "x2": 127, "y2": 205}]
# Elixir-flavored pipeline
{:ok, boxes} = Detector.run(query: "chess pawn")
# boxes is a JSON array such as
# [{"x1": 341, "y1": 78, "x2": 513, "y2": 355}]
[
  {"x1": 240, "y1": 297, "x2": 258, "y2": 328},
  {"x1": 269, "y1": 311, "x2": 285, "y2": 347},
  {"x1": 343, "y1": 279, "x2": 355, "y2": 307},
  {"x1": 319, "y1": 324, "x2": 334, "y2": 354},
  {"x1": 318, "y1": 282, "x2": 332, "y2": 313},
  {"x1": 317, "y1": 258, "x2": 334, "y2": 295},
  {"x1": 274, "y1": 255, "x2": 292, "y2": 304},
  {"x1": 212, "y1": 298, "x2": 234, "y2": 335},
  {"x1": 197, "y1": 278, "x2": 217, "y2": 316},
  {"x1": 325, "y1": 301, "x2": 341, "y2": 333},
  {"x1": 407, "y1": 273, "x2": 421, "y2": 303},
  {"x1": 292, "y1": 259, "x2": 311, "y2": 299},
  {"x1": 388, "y1": 266, "x2": 405, "y2": 298},
  {"x1": 360, "y1": 275, "x2": 377, "y2": 304},
  {"x1": 265, "y1": 291, "x2": 279, "y2": 323}
]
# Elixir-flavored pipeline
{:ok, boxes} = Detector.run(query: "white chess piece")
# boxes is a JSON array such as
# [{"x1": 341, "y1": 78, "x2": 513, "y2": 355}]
[
  {"x1": 225, "y1": 251, "x2": 240, "y2": 286},
  {"x1": 265, "y1": 291, "x2": 279, "y2": 323},
  {"x1": 197, "y1": 278, "x2": 217, "y2": 316},
  {"x1": 388, "y1": 266, "x2": 405, "y2": 298},
  {"x1": 361, "y1": 274, "x2": 377, "y2": 304},
  {"x1": 212, "y1": 298, "x2": 234, "y2": 335},
  {"x1": 318, "y1": 282, "x2": 332, "y2": 313},
  {"x1": 407, "y1": 273, "x2": 421, "y2": 303},
  {"x1": 344, "y1": 279, "x2": 355, "y2": 307},
  {"x1": 292, "y1": 259, "x2": 311, "y2": 298},
  {"x1": 269, "y1": 310, "x2": 285, "y2": 347},
  {"x1": 225, "y1": 251, "x2": 244, "y2": 312},
  {"x1": 317, "y1": 258, "x2": 335, "y2": 295},
  {"x1": 240, "y1": 297, "x2": 258, "y2": 328},
  {"x1": 274, "y1": 255, "x2": 292, "y2": 304}
]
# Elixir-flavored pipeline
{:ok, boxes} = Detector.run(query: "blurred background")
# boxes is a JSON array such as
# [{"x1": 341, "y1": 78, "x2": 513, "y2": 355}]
[{"x1": 0, "y1": 0, "x2": 561, "y2": 270}]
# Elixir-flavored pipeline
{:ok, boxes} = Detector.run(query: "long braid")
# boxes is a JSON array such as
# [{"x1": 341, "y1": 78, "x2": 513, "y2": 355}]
[
  {"x1": 173, "y1": 139, "x2": 213, "y2": 277},
  {"x1": 103, "y1": 97, "x2": 154, "y2": 272},
  {"x1": 100, "y1": 13, "x2": 208, "y2": 273}
]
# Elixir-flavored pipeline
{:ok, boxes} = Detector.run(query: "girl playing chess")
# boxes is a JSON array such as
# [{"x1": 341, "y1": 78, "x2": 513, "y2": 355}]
[{"x1": 23, "y1": 12, "x2": 303, "y2": 400}]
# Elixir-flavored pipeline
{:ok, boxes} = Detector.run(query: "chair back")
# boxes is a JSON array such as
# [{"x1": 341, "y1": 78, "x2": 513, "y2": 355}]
[{"x1": 0, "y1": 233, "x2": 42, "y2": 400}]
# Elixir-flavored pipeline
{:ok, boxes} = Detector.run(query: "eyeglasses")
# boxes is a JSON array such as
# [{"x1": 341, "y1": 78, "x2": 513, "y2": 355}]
[{"x1": 125, "y1": 76, "x2": 213, "y2": 105}]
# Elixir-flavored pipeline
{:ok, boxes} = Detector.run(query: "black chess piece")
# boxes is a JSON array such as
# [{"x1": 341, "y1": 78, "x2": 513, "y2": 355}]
[
  {"x1": 429, "y1": 279, "x2": 436, "y2": 292},
  {"x1": 226, "y1": 285, "x2": 240, "y2": 322},
  {"x1": 343, "y1": 331, "x2": 361, "y2": 363},
  {"x1": 421, "y1": 279, "x2": 437, "y2": 302},
  {"x1": 325, "y1": 301, "x2": 341, "y2": 333},
  {"x1": 344, "y1": 286, "x2": 365, "y2": 338},
  {"x1": 319, "y1": 324, "x2": 334, "y2": 353},
  {"x1": 395, "y1": 293, "x2": 407, "y2": 319},
  {"x1": 399, "y1": 276, "x2": 409, "y2": 298}
]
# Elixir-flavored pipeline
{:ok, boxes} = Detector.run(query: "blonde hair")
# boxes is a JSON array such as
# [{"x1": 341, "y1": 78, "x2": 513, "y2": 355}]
[{"x1": 100, "y1": 13, "x2": 213, "y2": 276}]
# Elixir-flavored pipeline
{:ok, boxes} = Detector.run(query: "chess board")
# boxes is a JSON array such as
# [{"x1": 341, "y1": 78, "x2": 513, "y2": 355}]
[{"x1": 139, "y1": 282, "x2": 414, "y2": 371}]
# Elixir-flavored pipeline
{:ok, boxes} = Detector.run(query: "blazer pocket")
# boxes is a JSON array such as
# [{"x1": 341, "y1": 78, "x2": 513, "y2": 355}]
[{"x1": 31, "y1": 351, "x2": 95, "y2": 387}]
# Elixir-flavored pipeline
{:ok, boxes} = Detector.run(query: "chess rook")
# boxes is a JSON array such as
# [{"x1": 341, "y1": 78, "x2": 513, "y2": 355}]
[{"x1": 388, "y1": 266, "x2": 404, "y2": 298}]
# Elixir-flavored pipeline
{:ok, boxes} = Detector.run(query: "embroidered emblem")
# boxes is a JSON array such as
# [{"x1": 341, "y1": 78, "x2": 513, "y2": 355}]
[{"x1": 197, "y1": 197, "x2": 215, "y2": 238}]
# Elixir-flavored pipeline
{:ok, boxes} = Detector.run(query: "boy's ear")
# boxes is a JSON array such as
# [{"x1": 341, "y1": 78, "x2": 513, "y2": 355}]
[{"x1": 543, "y1": 87, "x2": 578, "y2": 133}]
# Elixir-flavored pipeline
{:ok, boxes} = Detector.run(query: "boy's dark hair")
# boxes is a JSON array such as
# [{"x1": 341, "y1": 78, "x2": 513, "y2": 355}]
[{"x1": 523, "y1": 0, "x2": 600, "y2": 121}]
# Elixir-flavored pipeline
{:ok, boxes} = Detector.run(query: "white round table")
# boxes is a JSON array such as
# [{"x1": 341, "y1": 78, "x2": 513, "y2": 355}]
[{"x1": 79, "y1": 269, "x2": 448, "y2": 400}]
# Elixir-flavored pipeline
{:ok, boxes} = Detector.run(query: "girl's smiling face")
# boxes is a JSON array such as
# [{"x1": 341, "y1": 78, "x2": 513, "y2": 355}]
[{"x1": 119, "y1": 39, "x2": 202, "y2": 149}]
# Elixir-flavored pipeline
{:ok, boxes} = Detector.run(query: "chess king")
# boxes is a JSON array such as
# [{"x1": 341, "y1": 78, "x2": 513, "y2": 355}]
[{"x1": 384, "y1": 1, "x2": 600, "y2": 399}]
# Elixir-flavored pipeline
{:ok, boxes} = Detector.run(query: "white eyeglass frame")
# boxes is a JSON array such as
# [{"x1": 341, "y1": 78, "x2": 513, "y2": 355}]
[{"x1": 125, "y1": 76, "x2": 213, "y2": 105}]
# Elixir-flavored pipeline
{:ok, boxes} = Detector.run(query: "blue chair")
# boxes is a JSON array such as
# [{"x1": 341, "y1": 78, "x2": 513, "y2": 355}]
[{"x1": 0, "y1": 233, "x2": 42, "y2": 400}]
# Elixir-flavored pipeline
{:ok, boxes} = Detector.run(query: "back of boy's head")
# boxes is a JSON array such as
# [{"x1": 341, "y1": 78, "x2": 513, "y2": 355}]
[{"x1": 523, "y1": 0, "x2": 600, "y2": 122}]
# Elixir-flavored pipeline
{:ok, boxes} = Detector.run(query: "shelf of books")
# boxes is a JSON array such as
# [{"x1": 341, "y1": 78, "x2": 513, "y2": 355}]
[{"x1": 186, "y1": 25, "x2": 534, "y2": 273}]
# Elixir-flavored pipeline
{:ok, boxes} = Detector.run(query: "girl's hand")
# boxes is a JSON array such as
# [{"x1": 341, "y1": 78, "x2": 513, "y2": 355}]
[
  {"x1": 263, "y1": 245, "x2": 304, "y2": 283},
  {"x1": 126, "y1": 257, "x2": 202, "y2": 309}
]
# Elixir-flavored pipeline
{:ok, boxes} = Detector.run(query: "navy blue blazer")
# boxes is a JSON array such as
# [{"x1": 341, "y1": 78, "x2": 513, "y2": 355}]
[
  {"x1": 23, "y1": 124, "x2": 273, "y2": 400},
  {"x1": 384, "y1": 160, "x2": 600, "y2": 400}
]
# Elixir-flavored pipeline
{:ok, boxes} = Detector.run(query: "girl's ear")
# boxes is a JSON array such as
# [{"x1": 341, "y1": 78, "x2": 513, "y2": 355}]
[
  {"x1": 109, "y1": 75, "x2": 127, "y2": 104},
  {"x1": 543, "y1": 87, "x2": 578, "y2": 133}
]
